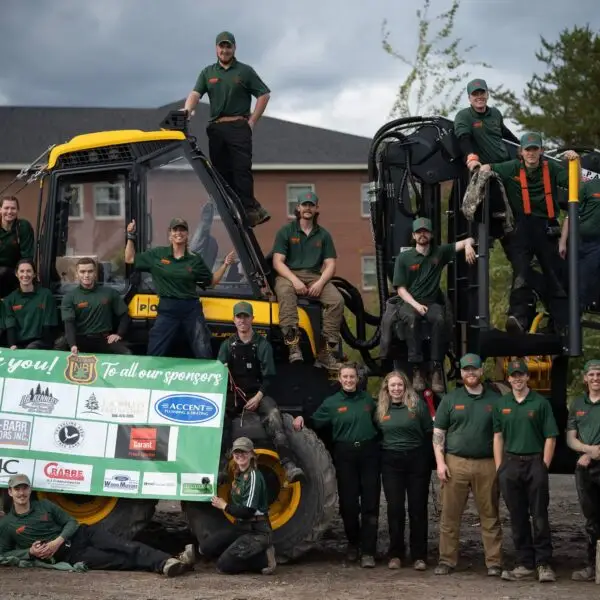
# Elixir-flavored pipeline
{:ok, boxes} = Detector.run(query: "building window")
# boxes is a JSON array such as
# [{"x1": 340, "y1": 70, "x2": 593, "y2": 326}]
[
  {"x1": 94, "y1": 183, "x2": 124, "y2": 220},
  {"x1": 361, "y1": 255, "x2": 377, "y2": 290},
  {"x1": 286, "y1": 183, "x2": 315, "y2": 218},
  {"x1": 360, "y1": 183, "x2": 370, "y2": 218},
  {"x1": 67, "y1": 185, "x2": 84, "y2": 220}
]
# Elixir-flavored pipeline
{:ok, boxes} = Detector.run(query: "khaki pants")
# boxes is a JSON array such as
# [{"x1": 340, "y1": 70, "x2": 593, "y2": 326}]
[
  {"x1": 439, "y1": 454, "x2": 502, "y2": 568},
  {"x1": 274, "y1": 270, "x2": 344, "y2": 343}
]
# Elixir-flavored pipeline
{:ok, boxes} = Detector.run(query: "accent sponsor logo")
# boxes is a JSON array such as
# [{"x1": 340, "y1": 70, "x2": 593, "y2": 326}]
[
  {"x1": 103, "y1": 469, "x2": 140, "y2": 494},
  {"x1": 34, "y1": 460, "x2": 93, "y2": 492},
  {"x1": 54, "y1": 421, "x2": 84, "y2": 449},
  {"x1": 0, "y1": 417, "x2": 32, "y2": 447},
  {"x1": 115, "y1": 425, "x2": 170, "y2": 461},
  {"x1": 154, "y1": 394, "x2": 219, "y2": 424},
  {"x1": 19, "y1": 383, "x2": 59, "y2": 414}
]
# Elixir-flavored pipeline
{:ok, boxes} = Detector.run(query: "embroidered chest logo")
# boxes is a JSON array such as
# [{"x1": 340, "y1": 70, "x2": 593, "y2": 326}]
[
  {"x1": 337, "y1": 406, "x2": 348, "y2": 413},
  {"x1": 502, "y1": 408, "x2": 512, "y2": 414},
  {"x1": 454, "y1": 404, "x2": 465, "y2": 411},
  {"x1": 576, "y1": 410, "x2": 587, "y2": 417},
  {"x1": 16, "y1": 526, "x2": 26, "y2": 534},
  {"x1": 314, "y1": 240, "x2": 322, "y2": 248},
  {"x1": 409, "y1": 264, "x2": 420, "y2": 271},
  {"x1": 382, "y1": 415, "x2": 391, "y2": 421},
  {"x1": 12, "y1": 304, "x2": 23, "y2": 311},
  {"x1": 77, "y1": 301, "x2": 89, "y2": 309},
  {"x1": 528, "y1": 410, "x2": 536, "y2": 418},
  {"x1": 160, "y1": 258, "x2": 171, "y2": 265},
  {"x1": 290, "y1": 237, "x2": 300, "y2": 244},
  {"x1": 473, "y1": 121, "x2": 483, "y2": 128},
  {"x1": 208, "y1": 77, "x2": 219, "y2": 84}
]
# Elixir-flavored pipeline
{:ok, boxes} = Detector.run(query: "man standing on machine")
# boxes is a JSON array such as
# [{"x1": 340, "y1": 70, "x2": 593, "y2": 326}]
[
  {"x1": 217, "y1": 301, "x2": 304, "y2": 484},
  {"x1": 272, "y1": 191, "x2": 344, "y2": 371},
  {"x1": 183, "y1": 31, "x2": 271, "y2": 228},
  {"x1": 393, "y1": 217, "x2": 476, "y2": 393},
  {"x1": 480, "y1": 134, "x2": 578, "y2": 334}
]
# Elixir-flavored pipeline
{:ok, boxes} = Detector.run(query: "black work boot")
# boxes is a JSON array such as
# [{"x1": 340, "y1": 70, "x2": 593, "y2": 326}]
[
  {"x1": 412, "y1": 367, "x2": 426, "y2": 392},
  {"x1": 247, "y1": 206, "x2": 271, "y2": 228},
  {"x1": 430, "y1": 363, "x2": 445, "y2": 394}
]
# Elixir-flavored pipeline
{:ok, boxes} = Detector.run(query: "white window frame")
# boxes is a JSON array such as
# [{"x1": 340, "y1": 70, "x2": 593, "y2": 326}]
[
  {"x1": 67, "y1": 184, "x2": 84, "y2": 221},
  {"x1": 361, "y1": 255, "x2": 377, "y2": 291},
  {"x1": 286, "y1": 183, "x2": 316, "y2": 218},
  {"x1": 360, "y1": 183, "x2": 370, "y2": 218},
  {"x1": 93, "y1": 183, "x2": 125, "y2": 220}
]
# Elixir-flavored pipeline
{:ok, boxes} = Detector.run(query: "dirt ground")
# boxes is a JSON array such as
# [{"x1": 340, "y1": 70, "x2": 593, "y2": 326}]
[{"x1": 2, "y1": 474, "x2": 598, "y2": 599}]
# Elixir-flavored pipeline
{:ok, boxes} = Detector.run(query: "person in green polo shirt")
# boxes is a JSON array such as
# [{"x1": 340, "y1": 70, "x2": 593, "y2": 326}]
[
  {"x1": 374, "y1": 370, "x2": 432, "y2": 571},
  {"x1": 0, "y1": 196, "x2": 34, "y2": 298},
  {"x1": 3, "y1": 259, "x2": 57, "y2": 350},
  {"x1": 566, "y1": 359, "x2": 600, "y2": 581},
  {"x1": 60, "y1": 257, "x2": 131, "y2": 355},
  {"x1": 393, "y1": 216, "x2": 476, "y2": 393},
  {"x1": 183, "y1": 31, "x2": 271, "y2": 228},
  {"x1": 493, "y1": 359, "x2": 559, "y2": 583},
  {"x1": 125, "y1": 217, "x2": 235, "y2": 358},
  {"x1": 432, "y1": 353, "x2": 502, "y2": 576},
  {"x1": 480, "y1": 134, "x2": 578, "y2": 335},
  {"x1": 272, "y1": 191, "x2": 344, "y2": 370}
]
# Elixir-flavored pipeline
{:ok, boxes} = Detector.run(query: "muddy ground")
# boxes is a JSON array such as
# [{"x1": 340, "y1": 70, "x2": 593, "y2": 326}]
[{"x1": 2, "y1": 474, "x2": 598, "y2": 599}]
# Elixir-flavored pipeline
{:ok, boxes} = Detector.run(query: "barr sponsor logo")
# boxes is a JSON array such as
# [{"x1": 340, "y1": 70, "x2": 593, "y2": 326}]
[
  {"x1": 154, "y1": 394, "x2": 219, "y2": 424},
  {"x1": 115, "y1": 425, "x2": 170, "y2": 461},
  {"x1": 0, "y1": 418, "x2": 31, "y2": 446},
  {"x1": 64, "y1": 354, "x2": 98, "y2": 385},
  {"x1": 19, "y1": 384, "x2": 59, "y2": 414}
]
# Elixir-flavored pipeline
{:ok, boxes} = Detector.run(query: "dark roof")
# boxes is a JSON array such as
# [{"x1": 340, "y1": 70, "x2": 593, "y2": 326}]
[{"x1": 0, "y1": 101, "x2": 371, "y2": 167}]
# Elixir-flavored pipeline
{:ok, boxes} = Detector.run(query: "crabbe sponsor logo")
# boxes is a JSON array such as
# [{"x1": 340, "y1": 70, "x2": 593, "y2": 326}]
[
  {"x1": 154, "y1": 394, "x2": 219, "y2": 424},
  {"x1": 34, "y1": 460, "x2": 93, "y2": 492}
]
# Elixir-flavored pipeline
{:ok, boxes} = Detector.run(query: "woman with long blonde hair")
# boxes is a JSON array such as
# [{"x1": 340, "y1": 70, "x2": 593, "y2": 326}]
[{"x1": 375, "y1": 370, "x2": 433, "y2": 571}]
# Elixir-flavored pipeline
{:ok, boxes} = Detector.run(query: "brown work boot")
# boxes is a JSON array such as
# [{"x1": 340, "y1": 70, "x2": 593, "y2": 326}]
[
  {"x1": 315, "y1": 343, "x2": 342, "y2": 371},
  {"x1": 412, "y1": 368, "x2": 426, "y2": 392},
  {"x1": 284, "y1": 329, "x2": 303, "y2": 363},
  {"x1": 431, "y1": 365, "x2": 445, "y2": 394},
  {"x1": 247, "y1": 206, "x2": 271, "y2": 227}
]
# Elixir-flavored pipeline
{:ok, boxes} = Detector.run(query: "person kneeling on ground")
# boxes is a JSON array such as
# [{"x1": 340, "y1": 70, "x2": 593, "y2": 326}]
[
  {"x1": 199, "y1": 437, "x2": 276, "y2": 575},
  {"x1": 218, "y1": 301, "x2": 304, "y2": 484},
  {"x1": 0, "y1": 474, "x2": 192, "y2": 576}
]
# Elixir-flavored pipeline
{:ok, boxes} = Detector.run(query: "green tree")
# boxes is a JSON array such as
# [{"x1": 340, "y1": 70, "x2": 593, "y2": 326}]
[
  {"x1": 382, "y1": 0, "x2": 490, "y2": 118},
  {"x1": 494, "y1": 26, "x2": 600, "y2": 147}
]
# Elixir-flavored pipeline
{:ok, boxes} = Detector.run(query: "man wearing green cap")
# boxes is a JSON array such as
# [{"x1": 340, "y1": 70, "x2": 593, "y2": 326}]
[
  {"x1": 183, "y1": 31, "x2": 271, "y2": 228},
  {"x1": 566, "y1": 359, "x2": 600, "y2": 581},
  {"x1": 432, "y1": 353, "x2": 502, "y2": 576},
  {"x1": 392, "y1": 216, "x2": 476, "y2": 392},
  {"x1": 480, "y1": 135, "x2": 578, "y2": 334},
  {"x1": 493, "y1": 359, "x2": 559, "y2": 583},
  {"x1": 217, "y1": 301, "x2": 304, "y2": 483},
  {"x1": 272, "y1": 190, "x2": 344, "y2": 370}
]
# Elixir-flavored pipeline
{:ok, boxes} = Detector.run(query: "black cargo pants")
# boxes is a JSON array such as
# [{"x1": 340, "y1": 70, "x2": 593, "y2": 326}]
[
  {"x1": 397, "y1": 302, "x2": 446, "y2": 364},
  {"x1": 575, "y1": 459, "x2": 600, "y2": 566}
]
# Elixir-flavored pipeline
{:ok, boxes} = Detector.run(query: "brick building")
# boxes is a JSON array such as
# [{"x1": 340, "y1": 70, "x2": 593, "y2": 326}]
[{"x1": 0, "y1": 102, "x2": 378, "y2": 292}]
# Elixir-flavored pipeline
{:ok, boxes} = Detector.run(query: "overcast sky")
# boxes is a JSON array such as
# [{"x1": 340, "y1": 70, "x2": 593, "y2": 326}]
[{"x1": 1, "y1": 0, "x2": 597, "y2": 138}]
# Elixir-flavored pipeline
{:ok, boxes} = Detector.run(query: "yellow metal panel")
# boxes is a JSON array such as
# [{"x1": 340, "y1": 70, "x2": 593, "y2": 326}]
[{"x1": 47, "y1": 130, "x2": 186, "y2": 169}]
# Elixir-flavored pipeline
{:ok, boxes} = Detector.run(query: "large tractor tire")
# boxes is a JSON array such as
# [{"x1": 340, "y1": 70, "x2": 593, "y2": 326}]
[{"x1": 183, "y1": 413, "x2": 337, "y2": 563}]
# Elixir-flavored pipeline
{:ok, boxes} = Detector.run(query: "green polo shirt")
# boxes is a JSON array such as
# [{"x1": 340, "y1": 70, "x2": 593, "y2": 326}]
[
  {"x1": 392, "y1": 243, "x2": 455, "y2": 303},
  {"x1": 134, "y1": 246, "x2": 213, "y2": 299},
  {"x1": 453, "y1": 106, "x2": 510, "y2": 164},
  {"x1": 272, "y1": 221, "x2": 337, "y2": 273},
  {"x1": 578, "y1": 179, "x2": 600, "y2": 241},
  {"x1": 567, "y1": 394, "x2": 600, "y2": 446},
  {"x1": 491, "y1": 159, "x2": 568, "y2": 218},
  {"x1": 61, "y1": 284, "x2": 127, "y2": 335},
  {"x1": 194, "y1": 59, "x2": 270, "y2": 121},
  {"x1": 493, "y1": 390, "x2": 559, "y2": 454},
  {"x1": 377, "y1": 398, "x2": 432, "y2": 451},
  {"x1": 4, "y1": 286, "x2": 58, "y2": 341},
  {"x1": 0, "y1": 499, "x2": 79, "y2": 560},
  {"x1": 229, "y1": 468, "x2": 269, "y2": 516},
  {"x1": 0, "y1": 219, "x2": 34, "y2": 269},
  {"x1": 435, "y1": 385, "x2": 500, "y2": 459},
  {"x1": 311, "y1": 390, "x2": 378, "y2": 443}
]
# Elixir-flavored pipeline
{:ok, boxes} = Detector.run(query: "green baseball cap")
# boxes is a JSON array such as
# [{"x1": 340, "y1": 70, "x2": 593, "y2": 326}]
[
  {"x1": 412, "y1": 217, "x2": 432, "y2": 233},
  {"x1": 584, "y1": 359, "x2": 600, "y2": 373},
  {"x1": 216, "y1": 31, "x2": 236, "y2": 45},
  {"x1": 467, "y1": 78, "x2": 488, "y2": 95},
  {"x1": 297, "y1": 191, "x2": 319, "y2": 205},
  {"x1": 233, "y1": 301, "x2": 253, "y2": 317},
  {"x1": 8, "y1": 473, "x2": 31, "y2": 488},
  {"x1": 507, "y1": 359, "x2": 529, "y2": 375},
  {"x1": 460, "y1": 353, "x2": 482, "y2": 369},
  {"x1": 520, "y1": 132, "x2": 543, "y2": 149},
  {"x1": 169, "y1": 217, "x2": 188, "y2": 230}
]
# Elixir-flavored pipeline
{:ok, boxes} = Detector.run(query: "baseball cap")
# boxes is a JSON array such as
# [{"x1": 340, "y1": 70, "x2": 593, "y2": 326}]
[
  {"x1": 584, "y1": 359, "x2": 600, "y2": 373},
  {"x1": 216, "y1": 31, "x2": 236, "y2": 45},
  {"x1": 8, "y1": 474, "x2": 31, "y2": 488},
  {"x1": 169, "y1": 217, "x2": 188, "y2": 230},
  {"x1": 297, "y1": 191, "x2": 319, "y2": 205},
  {"x1": 507, "y1": 359, "x2": 529, "y2": 375},
  {"x1": 467, "y1": 79, "x2": 488, "y2": 95},
  {"x1": 412, "y1": 217, "x2": 432, "y2": 233},
  {"x1": 520, "y1": 132, "x2": 543, "y2": 149},
  {"x1": 232, "y1": 437, "x2": 254, "y2": 452},
  {"x1": 233, "y1": 301, "x2": 253, "y2": 317},
  {"x1": 460, "y1": 353, "x2": 483, "y2": 369}
]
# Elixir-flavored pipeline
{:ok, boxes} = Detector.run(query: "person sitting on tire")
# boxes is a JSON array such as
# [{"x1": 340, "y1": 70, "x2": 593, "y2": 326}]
[
  {"x1": 375, "y1": 370, "x2": 432, "y2": 571},
  {"x1": 272, "y1": 191, "x2": 344, "y2": 370},
  {"x1": 60, "y1": 257, "x2": 131, "y2": 355},
  {"x1": 0, "y1": 474, "x2": 192, "y2": 576},
  {"x1": 393, "y1": 217, "x2": 476, "y2": 393},
  {"x1": 200, "y1": 437, "x2": 277, "y2": 575},
  {"x1": 217, "y1": 301, "x2": 304, "y2": 484},
  {"x1": 3, "y1": 259, "x2": 58, "y2": 350},
  {"x1": 307, "y1": 361, "x2": 380, "y2": 568}
]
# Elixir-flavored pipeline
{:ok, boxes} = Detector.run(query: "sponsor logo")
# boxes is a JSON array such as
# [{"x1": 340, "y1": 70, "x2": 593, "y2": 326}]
[
  {"x1": 80, "y1": 392, "x2": 146, "y2": 420},
  {"x1": 154, "y1": 394, "x2": 219, "y2": 424},
  {"x1": 103, "y1": 470, "x2": 140, "y2": 494},
  {"x1": 35, "y1": 460, "x2": 93, "y2": 492},
  {"x1": 0, "y1": 458, "x2": 20, "y2": 475},
  {"x1": 64, "y1": 354, "x2": 98, "y2": 385},
  {"x1": 44, "y1": 461, "x2": 84, "y2": 481},
  {"x1": 180, "y1": 474, "x2": 215, "y2": 496},
  {"x1": 54, "y1": 421, "x2": 84, "y2": 449},
  {"x1": 0, "y1": 418, "x2": 32, "y2": 446},
  {"x1": 19, "y1": 384, "x2": 59, "y2": 414},
  {"x1": 115, "y1": 425, "x2": 170, "y2": 461},
  {"x1": 0, "y1": 457, "x2": 35, "y2": 483},
  {"x1": 141, "y1": 472, "x2": 177, "y2": 496}
]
